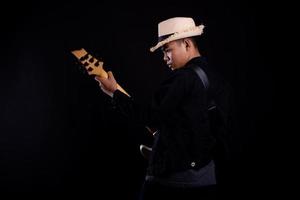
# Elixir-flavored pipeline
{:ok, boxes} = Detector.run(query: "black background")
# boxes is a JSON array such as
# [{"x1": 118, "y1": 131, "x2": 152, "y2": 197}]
[{"x1": 0, "y1": 0, "x2": 275, "y2": 198}]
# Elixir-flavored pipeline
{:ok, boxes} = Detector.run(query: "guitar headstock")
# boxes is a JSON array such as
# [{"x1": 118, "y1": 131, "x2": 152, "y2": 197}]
[
  {"x1": 71, "y1": 48, "x2": 108, "y2": 78},
  {"x1": 71, "y1": 48, "x2": 131, "y2": 97}
]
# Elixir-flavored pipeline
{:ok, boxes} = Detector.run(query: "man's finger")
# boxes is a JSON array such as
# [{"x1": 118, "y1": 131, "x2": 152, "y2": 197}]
[
  {"x1": 107, "y1": 71, "x2": 115, "y2": 80},
  {"x1": 94, "y1": 76, "x2": 105, "y2": 86},
  {"x1": 95, "y1": 76, "x2": 106, "y2": 80},
  {"x1": 95, "y1": 76, "x2": 99, "y2": 81},
  {"x1": 96, "y1": 76, "x2": 107, "y2": 83}
]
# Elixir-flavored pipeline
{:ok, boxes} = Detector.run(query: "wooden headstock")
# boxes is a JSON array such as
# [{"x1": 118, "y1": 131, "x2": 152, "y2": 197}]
[{"x1": 71, "y1": 48, "x2": 107, "y2": 78}]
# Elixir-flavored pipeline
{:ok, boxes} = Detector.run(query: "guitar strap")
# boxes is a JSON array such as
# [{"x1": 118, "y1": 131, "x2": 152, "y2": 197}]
[
  {"x1": 191, "y1": 65, "x2": 209, "y2": 91},
  {"x1": 191, "y1": 65, "x2": 216, "y2": 110}
]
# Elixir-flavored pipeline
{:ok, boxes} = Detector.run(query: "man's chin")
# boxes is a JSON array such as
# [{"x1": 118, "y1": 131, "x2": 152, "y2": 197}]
[{"x1": 167, "y1": 64, "x2": 173, "y2": 70}]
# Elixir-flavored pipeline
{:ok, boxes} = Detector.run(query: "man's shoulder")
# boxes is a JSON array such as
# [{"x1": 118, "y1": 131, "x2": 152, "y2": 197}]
[
  {"x1": 185, "y1": 56, "x2": 208, "y2": 68},
  {"x1": 166, "y1": 67, "x2": 198, "y2": 83}
]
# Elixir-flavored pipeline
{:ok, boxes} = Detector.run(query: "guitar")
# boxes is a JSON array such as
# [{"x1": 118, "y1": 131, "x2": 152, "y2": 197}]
[
  {"x1": 139, "y1": 127, "x2": 159, "y2": 160},
  {"x1": 71, "y1": 48, "x2": 130, "y2": 97},
  {"x1": 71, "y1": 48, "x2": 154, "y2": 159}
]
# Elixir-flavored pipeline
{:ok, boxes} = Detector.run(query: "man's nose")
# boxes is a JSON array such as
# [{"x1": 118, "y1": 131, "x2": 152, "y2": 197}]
[{"x1": 163, "y1": 52, "x2": 169, "y2": 62}]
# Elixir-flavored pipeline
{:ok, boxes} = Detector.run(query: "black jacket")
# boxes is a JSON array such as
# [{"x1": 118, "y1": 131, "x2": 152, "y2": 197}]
[{"x1": 112, "y1": 56, "x2": 219, "y2": 177}]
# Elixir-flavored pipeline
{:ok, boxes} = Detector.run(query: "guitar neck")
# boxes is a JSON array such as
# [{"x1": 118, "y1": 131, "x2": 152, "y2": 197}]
[
  {"x1": 71, "y1": 48, "x2": 130, "y2": 97},
  {"x1": 116, "y1": 84, "x2": 130, "y2": 97}
]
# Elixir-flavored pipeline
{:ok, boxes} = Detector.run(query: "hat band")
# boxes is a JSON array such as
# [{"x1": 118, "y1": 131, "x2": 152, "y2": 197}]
[{"x1": 158, "y1": 33, "x2": 173, "y2": 42}]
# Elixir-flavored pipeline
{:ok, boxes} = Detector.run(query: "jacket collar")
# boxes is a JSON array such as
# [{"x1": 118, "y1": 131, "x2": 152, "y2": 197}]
[{"x1": 185, "y1": 56, "x2": 208, "y2": 68}]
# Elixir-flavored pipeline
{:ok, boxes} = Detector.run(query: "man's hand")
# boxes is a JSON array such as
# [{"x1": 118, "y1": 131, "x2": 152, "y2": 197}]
[{"x1": 95, "y1": 71, "x2": 118, "y2": 98}]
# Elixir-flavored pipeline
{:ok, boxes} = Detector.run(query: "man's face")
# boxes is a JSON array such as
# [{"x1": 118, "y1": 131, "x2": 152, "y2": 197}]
[{"x1": 161, "y1": 40, "x2": 189, "y2": 70}]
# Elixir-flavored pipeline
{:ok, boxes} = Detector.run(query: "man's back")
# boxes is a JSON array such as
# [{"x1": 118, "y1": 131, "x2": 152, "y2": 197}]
[{"x1": 147, "y1": 56, "x2": 216, "y2": 177}]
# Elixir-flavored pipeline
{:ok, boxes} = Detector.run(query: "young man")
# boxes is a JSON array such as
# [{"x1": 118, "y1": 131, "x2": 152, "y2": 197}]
[{"x1": 96, "y1": 17, "x2": 219, "y2": 199}]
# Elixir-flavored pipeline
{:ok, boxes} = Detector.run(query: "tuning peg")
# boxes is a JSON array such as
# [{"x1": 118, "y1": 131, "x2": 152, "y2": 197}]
[
  {"x1": 80, "y1": 54, "x2": 89, "y2": 61},
  {"x1": 83, "y1": 62, "x2": 89, "y2": 67},
  {"x1": 89, "y1": 57, "x2": 94, "y2": 63},
  {"x1": 94, "y1": 61, "x2": 100, "y2": 67}
]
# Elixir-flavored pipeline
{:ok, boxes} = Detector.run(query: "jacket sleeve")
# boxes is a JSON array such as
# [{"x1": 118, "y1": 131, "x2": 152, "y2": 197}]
[{"x1": 111, "y1": 69, "x2": 202, "y2": 130}]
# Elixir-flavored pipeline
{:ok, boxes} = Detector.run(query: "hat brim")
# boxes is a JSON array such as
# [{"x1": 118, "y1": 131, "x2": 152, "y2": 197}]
[{"x1": 150, "y1": 25, "x2": 204, "y2": 52}]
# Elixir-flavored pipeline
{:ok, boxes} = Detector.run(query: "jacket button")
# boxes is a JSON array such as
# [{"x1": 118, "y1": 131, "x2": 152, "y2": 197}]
[{"x1": 191, "y1": 162, "x2": 196, "y2": 167}]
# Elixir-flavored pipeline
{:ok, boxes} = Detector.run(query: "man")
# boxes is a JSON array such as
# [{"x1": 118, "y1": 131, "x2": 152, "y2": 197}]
[{"x1": 96, "y1": 17, "x2": 219, "y2": 199}]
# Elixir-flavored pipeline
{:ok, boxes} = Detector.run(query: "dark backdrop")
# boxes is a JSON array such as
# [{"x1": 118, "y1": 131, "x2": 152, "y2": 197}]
[{"x1": 0, "y1": 0, "x2": 274, "y2": 198}]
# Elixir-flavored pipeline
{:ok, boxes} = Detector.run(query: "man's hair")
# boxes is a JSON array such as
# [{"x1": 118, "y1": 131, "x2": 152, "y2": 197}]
[
  {"x1": 161, "y1": 37, "x2": 201, "y2": 52},
  {"x1": 176, "y1": 37, "x2": 199, "y2": 49}
]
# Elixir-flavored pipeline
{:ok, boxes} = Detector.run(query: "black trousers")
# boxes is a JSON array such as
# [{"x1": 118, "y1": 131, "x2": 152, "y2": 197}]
[{"x1": 139, "y1": 181, "x2": 217, "y2": 200}]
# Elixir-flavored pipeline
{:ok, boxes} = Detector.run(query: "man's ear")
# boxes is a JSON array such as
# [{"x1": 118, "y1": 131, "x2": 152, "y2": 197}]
[{"x1": 183, "y1": 38, "x2": 192, "y2": 49}]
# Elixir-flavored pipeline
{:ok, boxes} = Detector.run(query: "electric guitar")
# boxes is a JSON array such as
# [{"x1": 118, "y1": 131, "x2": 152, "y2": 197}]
[{"x1": 71, "y1": 48, "x2": 153, "y2": 159}]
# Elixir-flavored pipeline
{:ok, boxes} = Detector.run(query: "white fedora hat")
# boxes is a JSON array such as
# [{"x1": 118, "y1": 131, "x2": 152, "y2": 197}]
[{"x1": 150, "y1": 17, "x2": 205, "y2": 52}]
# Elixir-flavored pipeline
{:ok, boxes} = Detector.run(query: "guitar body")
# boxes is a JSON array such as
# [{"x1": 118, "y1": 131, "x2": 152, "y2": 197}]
[{"x1": 139, "y1": 144, "x2": 152, "y2": 160}]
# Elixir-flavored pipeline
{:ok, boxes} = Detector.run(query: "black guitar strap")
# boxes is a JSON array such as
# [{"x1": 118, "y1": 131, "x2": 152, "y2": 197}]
[
  {"x1": 191, "y1": 65, "x2": 216, "y2": 110},
  {"x1": 191, "y1": 65, "x2": 209, "y2": 91}
]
